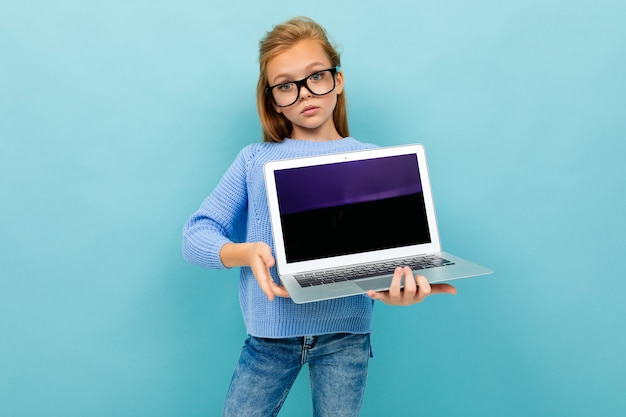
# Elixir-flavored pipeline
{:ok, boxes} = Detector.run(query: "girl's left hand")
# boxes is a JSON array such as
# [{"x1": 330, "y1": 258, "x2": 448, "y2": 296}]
[{"x1": 367, "y1": 266, "x2": 456, "y2": 306}]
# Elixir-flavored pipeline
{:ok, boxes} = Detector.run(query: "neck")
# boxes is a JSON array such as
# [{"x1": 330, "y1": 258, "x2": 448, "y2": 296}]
[{"x1": 290, "y1": 123, "x2": 342, "y2": 142}]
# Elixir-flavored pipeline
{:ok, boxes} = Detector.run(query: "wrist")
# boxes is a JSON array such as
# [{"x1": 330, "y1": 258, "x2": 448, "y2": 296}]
[{"x1": 219, "y1": 242, "x2": 249, "y2": 268}]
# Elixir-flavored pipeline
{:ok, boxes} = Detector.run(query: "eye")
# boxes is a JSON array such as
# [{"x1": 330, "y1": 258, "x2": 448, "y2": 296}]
[
  {"x1": 278, "y1": 82, "x2": 293, "y2": 91},
  {"x1": 309, "y1": 72, "x2": 324, "y2": 81}
]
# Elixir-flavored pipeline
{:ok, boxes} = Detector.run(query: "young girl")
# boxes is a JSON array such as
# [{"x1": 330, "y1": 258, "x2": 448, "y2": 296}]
[{"x1": 182, "y1": 16, "x2": 456, "y2": 417}]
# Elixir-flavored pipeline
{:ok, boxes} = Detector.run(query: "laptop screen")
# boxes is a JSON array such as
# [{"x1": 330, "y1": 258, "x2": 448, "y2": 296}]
[{"x1": 274, "y1": 154, "x2": 431, "y2": 263}]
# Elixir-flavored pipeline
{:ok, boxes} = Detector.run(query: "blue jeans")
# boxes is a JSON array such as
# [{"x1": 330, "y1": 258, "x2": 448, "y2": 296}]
[{"x1": 222, "y1": 333, "x2": 371, "y2": 417}]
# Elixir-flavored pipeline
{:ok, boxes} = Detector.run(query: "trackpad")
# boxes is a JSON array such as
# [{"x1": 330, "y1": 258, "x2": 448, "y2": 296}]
[{"x1": 356, "y1": 276, "x2": 393, "y2": 292}]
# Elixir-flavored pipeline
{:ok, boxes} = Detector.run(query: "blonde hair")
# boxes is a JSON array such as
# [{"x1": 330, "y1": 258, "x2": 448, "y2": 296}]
[{"x1": 257, "y1": 16, "x2": 349, "y2": 143}]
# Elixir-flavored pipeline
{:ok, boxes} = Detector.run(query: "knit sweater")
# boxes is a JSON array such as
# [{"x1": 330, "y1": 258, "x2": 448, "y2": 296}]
[{"x1": 182, "y1": 137, "x2": 378, "y2": 338}]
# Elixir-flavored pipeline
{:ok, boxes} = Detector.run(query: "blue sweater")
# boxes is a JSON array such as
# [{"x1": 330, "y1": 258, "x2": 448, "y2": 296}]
[{"x1": 182, "y1": 137, "x2": 377, "y2": 338}]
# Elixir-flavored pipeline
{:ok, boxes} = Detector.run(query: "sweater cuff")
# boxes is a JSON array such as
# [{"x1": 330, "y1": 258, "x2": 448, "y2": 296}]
[{"x1": 182, "y1": 234, "x2": 232, "y2": 270}]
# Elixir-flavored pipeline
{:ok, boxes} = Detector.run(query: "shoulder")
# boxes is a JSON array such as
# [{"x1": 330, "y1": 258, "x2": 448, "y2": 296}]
[
  {"x1": 231, "y1": 142, "x2": 289, "y2": 177},
  {"x1": 237, "y1": 142, "x2": 283, "y2": 160}
]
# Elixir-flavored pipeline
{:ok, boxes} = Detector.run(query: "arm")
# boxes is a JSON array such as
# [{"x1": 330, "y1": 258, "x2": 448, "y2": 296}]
[
  {"x1": 182, "y1": 150, "x2": 250, "y2": 269},
  {"x1": 182, "y1": 147, "x2": 289, "y2": 301}
]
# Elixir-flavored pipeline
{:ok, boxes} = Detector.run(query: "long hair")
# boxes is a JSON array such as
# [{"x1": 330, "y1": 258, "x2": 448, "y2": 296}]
[{"x1": 256, "y1": 16, "x2": 349, "y2": 143}]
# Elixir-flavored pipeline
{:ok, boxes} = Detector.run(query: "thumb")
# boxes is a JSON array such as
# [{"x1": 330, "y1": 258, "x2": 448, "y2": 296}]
[
  {"x1": 258, "y1": 248, "x2": 275, "y2": 268},
  {"x1": 264, "y1": 253, "x2": 275, "y2": 268}
]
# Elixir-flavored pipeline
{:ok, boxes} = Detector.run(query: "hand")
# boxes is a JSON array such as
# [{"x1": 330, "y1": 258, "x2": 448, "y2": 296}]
[
  {"x1": 367, "y1": 266, "x2": 456, "y2": 306},
  {"x1": 246, "y1": 242, "x2": 290, "y2": 302}
]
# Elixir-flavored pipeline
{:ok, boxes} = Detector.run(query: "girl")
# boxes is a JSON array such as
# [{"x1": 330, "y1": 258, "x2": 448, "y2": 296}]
[{"x1": 182, "y1": 16, "x2": 456, "y2": 417}]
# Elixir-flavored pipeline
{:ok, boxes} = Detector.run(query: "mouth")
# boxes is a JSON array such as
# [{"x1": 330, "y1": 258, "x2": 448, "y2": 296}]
[{"x1": 301, "y1": 105, "x2": 319, "y2": 115}]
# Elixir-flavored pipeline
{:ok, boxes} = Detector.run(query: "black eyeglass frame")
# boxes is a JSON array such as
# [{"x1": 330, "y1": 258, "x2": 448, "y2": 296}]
[{"x1": 265, "y1": 67, "x2": 339, "y2": 107}]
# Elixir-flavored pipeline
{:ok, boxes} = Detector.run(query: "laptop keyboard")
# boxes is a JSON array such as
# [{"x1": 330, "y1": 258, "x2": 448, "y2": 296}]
[{"x1": 294, "y1": 255, "x2": 455, "y2": 287}]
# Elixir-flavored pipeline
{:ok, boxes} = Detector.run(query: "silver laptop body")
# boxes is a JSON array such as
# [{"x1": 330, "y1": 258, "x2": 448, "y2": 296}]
[{"x1": 264, "y1": 143, "x2": 492, "y2": 303}]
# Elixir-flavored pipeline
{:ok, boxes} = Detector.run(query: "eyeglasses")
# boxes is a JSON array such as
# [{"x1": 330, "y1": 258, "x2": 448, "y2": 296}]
[{"x1": 265, "y1": 67, "x2": 339, "y2": 107}]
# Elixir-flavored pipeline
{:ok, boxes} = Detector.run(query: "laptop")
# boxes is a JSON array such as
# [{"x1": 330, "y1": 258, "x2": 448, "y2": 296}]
[{"x1": 263, "y1": 143, "x2": 492, "y2": 303}]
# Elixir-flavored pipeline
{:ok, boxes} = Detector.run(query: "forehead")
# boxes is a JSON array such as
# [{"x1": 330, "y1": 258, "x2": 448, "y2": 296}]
[{"x1": 266, "y1": 39, "x2": 331, "y2": 83}]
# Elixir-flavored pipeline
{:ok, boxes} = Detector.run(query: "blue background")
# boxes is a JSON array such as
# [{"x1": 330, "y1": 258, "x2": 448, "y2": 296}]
[{"x1": 1, "y1": 1, "x2": 625, "y2": 416}]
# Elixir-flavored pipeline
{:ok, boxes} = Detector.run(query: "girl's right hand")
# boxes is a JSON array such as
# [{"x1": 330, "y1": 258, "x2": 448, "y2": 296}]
[
  {"x1": 246, "y1": 242, "x2": 290, "y2": 301},
  {"x1": 220, "y1": 242, "x2": 290, "y2": 301}
]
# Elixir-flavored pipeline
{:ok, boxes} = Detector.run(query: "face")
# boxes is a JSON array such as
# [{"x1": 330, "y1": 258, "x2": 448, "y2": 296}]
[{"x1": 266, "y1": 39, "x2": 344, "y2": 141}]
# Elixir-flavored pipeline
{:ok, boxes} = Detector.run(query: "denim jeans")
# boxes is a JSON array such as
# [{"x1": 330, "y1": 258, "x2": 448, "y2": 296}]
[{"x1": 222, "y1": 333, "x2": 371, "y2": 417}]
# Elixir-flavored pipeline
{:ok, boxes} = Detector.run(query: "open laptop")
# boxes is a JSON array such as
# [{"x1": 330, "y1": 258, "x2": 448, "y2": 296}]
[{"x1": 264, "y1": 143, "x2": 492, "y2": 304}]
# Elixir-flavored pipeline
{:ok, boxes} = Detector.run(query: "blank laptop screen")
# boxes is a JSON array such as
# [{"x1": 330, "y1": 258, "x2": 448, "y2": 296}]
[{"x1": 274, "y1": 154, "x2": 431, "y2": 263}]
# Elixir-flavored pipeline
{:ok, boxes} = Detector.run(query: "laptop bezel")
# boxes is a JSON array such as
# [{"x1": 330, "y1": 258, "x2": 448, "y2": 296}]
[{"x1": 263, "y1": 144, "x2": 442, "y2": 277}]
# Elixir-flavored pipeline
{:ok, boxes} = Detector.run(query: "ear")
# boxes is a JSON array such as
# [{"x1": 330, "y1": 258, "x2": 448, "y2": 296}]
[{"x1": 334, "y1": 70, "x2": 344, "y2": 95}]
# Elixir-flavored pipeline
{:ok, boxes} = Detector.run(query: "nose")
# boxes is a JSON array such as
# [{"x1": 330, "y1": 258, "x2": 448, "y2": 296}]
[{"x1": 297, "y1": 81, "x2": 313, "y2": 100}]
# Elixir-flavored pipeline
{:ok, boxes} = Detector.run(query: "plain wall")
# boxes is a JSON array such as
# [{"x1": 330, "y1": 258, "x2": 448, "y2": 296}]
[{"x1": 1, "y1": 0, "x2": 625, "y2": 416}]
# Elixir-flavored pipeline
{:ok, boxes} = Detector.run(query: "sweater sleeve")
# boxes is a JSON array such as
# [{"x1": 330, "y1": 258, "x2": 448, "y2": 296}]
[{"x1": 181, "y1": 148, "x2": 250, "y2": 269}]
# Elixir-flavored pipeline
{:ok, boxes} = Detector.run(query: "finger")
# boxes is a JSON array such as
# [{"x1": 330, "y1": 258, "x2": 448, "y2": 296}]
[
  {"x1": 430, "y1": 283, "x2": 457, "y2": 295},
  {"x1": 367, "y1": 289, "x2": 390, "y2": 304},
  {"x1": 401, "y1": 266, "x2": 417, "y2": 296},
  {"x1": 261, "y1": 251, "x2": 275, "y2": 269},
  {"x1": 414, "y1": 274, "x2": 432, "y2": 302},
  {"x1": 259, "y1": 273, "x2": 290, "y2": 300},
  {"x1": 388, "y1": 267, "x2": 404, "y2": 298},
  {"x1": 251, "y1": 259, "x2": 276, "y2": 301},
  {"x1": 259, "y1": 276, "x2": 276, "y2": 301},
  {"x1": 270, "y1": 281, "x2": 291, "y2": 298}
]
